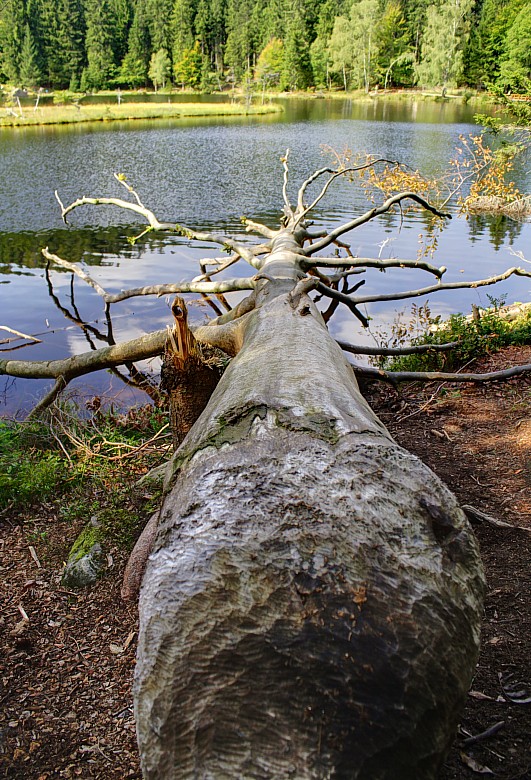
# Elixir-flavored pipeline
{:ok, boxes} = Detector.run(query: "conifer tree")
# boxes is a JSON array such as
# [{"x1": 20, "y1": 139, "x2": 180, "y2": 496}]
[
  {"x1": 281, "y1": 3, "x2": 313, "y2": 90},
  {"x1": 19, "y1": 22, "x2": 42, "y2": 86},
  {"x1": 0, "y1": 0, "x2": 25, "y2": 84},
  {"x1": 120, "y1": 3, "x2": 151, "y2": 87},
  {"x1": 84, "y1": 0, "x2": 117, "y2": 89}
]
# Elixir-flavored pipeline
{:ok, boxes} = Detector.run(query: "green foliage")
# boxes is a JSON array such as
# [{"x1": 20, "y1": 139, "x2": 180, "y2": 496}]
[
  {"x1": 0, "y1": 0, "x2": 525, "y2": 91},
  {"x1": 498, "y1": 4, "x2": 531, "y2": 92},
  {"x1": 415, "y1": 0, "x2": 474, "y2": 87},
  {"x1": 174, "y1": 42, "x2": 203, "y2": 89},
  {"x1": 0, "y1": 420, "x2": 70, "y2": 508},
  {"x1": 255, "y1": 38, "x2": 284, "y2": 85},
  {"x1": 149, "y1": 47, "x2": 172, "y2": 90},
  {"x1": 0, "y1": 404, "x2": 167, "y2": 526},
  {"x1": 377, "y1": 300, "x2": 531, "y2": 373}
]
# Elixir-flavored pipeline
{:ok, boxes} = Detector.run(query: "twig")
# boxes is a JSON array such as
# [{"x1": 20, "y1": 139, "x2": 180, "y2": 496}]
[
  {"x1": 462, "y1": 721, "x2": 505, "y2": 746},
  {"x1": 462, "y1": 505, "x2": 522, "y2": 530}
]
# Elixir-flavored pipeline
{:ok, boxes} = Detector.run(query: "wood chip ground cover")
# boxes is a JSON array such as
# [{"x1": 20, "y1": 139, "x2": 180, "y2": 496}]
[{"x1": 1, "y1": 346, "x2": 530, "y2": 778}]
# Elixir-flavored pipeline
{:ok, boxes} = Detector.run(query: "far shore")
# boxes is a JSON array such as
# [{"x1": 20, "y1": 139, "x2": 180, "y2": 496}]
[
  {"x1": 0, "y1": 86, "x2": 492, "y2": 128},
  {"x1": 0, "y1": 99, "x2": 282, "y2": 128}
]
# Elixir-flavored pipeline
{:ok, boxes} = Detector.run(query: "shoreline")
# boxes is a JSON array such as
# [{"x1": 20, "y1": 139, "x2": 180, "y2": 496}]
[
  {"x1": 0, "y1": 87, "x2": 491, "y2": 128},
  {"x1": 0, "y1": 101, "x2": 282, "y2": 128}
]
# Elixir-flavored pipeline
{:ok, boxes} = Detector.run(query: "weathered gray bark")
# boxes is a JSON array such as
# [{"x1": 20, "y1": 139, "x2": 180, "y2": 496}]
[
  {"x1": 8, "y1": 164, "x2": 488, "y2": 778},
  {"x1": 135, "y1": 229, "x2": 485, "y2": 779}
]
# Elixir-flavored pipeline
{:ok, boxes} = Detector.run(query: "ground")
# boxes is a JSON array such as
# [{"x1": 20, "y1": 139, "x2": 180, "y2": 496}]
[{"x1": 1, "y1": 346, "x2": 529, "y2": 779}]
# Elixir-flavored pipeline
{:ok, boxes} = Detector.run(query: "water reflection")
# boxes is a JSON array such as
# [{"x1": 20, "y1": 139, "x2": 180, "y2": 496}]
[{"x1": 1, "y1": 98, "x2": 530, "y2": 413}]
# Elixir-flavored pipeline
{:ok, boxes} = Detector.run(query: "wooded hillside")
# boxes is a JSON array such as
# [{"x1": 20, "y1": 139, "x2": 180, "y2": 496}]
[{"x1": 0, "y1": 0, "x2": 529, "y2": 93}]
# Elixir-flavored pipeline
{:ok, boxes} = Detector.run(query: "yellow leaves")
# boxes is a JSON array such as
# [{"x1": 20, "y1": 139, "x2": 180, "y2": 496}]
[{"x1": 450, "y1": 133, "x2": 524, "y2": 212}]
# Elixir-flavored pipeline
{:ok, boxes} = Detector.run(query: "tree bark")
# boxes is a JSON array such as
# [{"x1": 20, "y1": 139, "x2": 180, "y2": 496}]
[{"x1": 135, "y1": 272, "x2": 485, "y2": 778}]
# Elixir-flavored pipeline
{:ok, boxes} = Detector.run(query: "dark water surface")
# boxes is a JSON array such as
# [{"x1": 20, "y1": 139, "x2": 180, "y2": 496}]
[{"x1": 1, "y1": 98, "x2": 530, "y2": 414}]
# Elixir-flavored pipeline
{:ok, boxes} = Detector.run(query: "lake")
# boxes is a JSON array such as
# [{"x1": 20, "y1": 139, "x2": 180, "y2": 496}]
[{"x1": 1, "y1": 97, "x2": 530, "y2": 415}]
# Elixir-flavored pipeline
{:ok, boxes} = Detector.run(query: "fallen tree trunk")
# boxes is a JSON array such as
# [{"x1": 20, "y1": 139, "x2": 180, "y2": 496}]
[
  {"x1": 135, "y1": 243, "x2": 485, "y2": 779},
  {"x1": 6, "y1": 159, "x2": 490, "y2": 778}
]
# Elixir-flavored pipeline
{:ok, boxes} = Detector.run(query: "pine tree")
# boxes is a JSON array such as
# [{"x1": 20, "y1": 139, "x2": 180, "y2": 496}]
[
  {"x1": 19, "y1": 23, "x2": 42, "y2": 86},
  {"x1": 498, "y1": 2, "x2": 531, "y2": 91},
  {"x1": 119, "y1": 3, "x2": 151, "y2": 87},
  {"x1": 147, "y1": 0, "x2": 174, "y2": 54},
  {"x1": 0, "y1": 0, "x2": 25, "y2": 84},
  {"x1": 376, "y1": 1, "x2": 412, "y2": 86},
  {"x1": 38, "y1": 0, "x2": 86, "y2": 89},
  {"x1": 171, "y1": 0, "x2": 197, "y2": 63},
  {"x1": 281, "y1": 4, "x2": 313, "y2": 90},
  {"x1": 84, "y1": 0, "x2": 117, "y2": 89}
]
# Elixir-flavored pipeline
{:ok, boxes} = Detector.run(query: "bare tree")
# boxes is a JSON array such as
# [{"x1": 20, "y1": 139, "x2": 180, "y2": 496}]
[{"x1": 2, "y1": 153, "x2": 530, "y2": 778}]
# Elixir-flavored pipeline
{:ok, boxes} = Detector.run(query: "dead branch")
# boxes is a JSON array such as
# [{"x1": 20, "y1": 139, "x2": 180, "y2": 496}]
[
  {"x1": 305, "y1": 192, "x2": 451, "y2": 256},
  {"x1": 43, "y1": 247, "x2": 110, "y2": 298},
  {"x1": 242, "y1": 218, "x2": 277, "y2": 239},
  {"x1": 315, "y1": 283, "x2": 369, "y2": 327},
  {"x1": 294, "y1": 158, "x2": 398, "y2": 226},
  {"x1": 462, "y1": 505, "x2": 519, "y2": 530},
  {"x1": 338, "y1": 340, "x2": 459, "y2": 357},
  {"x1": 0, "y1": 326, "x2": 41, "y2": 347},
  {"x1": 352, "y1": 363, "x2": 531, "y2": 384},
  {"x1": 350, "y1": 266, "x2": 531, "y2": 305},
  {"x1": 0, "y1": 329, "x2": 167, "y2": 382},
  {"x1": 55, "y1": 189, "x2": 172, "y2": 230},
  {"x1": 43, "y1": 247, "x2": 255, "y2": 302},
  {"x1": 281, "y1": 149, "x2": 294, "y2": 220},
  {"x1": 305, "y1": 256, "x2": 446, "y2": 279}
]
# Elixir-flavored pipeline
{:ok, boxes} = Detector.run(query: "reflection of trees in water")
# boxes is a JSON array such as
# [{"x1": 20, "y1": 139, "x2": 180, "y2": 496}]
[
  {"x1": 467, "y1": 213, "x2": 524, "y2": 250},
  {"x1": 0, "y1": 226, "x2": 170, "y2": 272},
  {"x1": 44, "y1": 261, "x2": 162, "y2": 405}
]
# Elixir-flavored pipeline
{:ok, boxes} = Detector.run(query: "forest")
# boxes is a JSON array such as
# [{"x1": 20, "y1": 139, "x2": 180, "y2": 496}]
[{"x1": 0, "y1": 0, "x2": 530, "y2": 94}]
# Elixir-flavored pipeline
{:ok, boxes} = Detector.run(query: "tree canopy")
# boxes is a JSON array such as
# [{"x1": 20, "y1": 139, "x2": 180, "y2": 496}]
[{"x1": 0, "y1": 0, "x2": 529, "y2": 92}]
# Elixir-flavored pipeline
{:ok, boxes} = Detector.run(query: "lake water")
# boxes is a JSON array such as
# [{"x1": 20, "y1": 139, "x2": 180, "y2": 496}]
[{"x1": 1, "y1": 97, "x2": 530, "y2": 415}]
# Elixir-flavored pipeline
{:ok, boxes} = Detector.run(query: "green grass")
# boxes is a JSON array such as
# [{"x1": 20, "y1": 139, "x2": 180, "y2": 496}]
[
  {"x1": 0, "y1": 404, "x2": 166, "y2": 549},
  {"x1": 0, "y1": 100, "x2": 281, "y2": 127},
  {"x1": 378, "y1": 302, "x2": 531, "y2": 373}
]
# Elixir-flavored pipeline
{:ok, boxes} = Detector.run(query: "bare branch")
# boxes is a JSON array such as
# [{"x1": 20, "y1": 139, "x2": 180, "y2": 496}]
[
  {"x1": 193, "y1": 253, "x2": 241, "y2": 282},
  {"x1": 304, "y1": 256, "x2": 446, "y2": 279},
  {"x1": 0, "y1": 329, "x2": 167, "y2": 381},
  {"x1": 113, "y1": 173, "x2": 145, "y2": 207},
  {"x1": 305, "y1": 192, "x2": 451, "y2": 256},
  {"x1": 338, "y1": 340, "x2": 459, "y2": 357},
  {"x1": 105, "y1": 278, "x2": 256, "y2": 305},
  {"x1": 43, "y1": 247, "x2": 256, "y2": 304},
  {"x1": 0, "y1": 326, "x2": 41, "y2": 347},
  {"x1": 27, "y1": 377, "x2": 68, "y2": 418},
  {"x1": 55, "y1": 185, "x2": 261, "y2": 268},
  {"x1": 281, "y1": 149, "x2": 294, "y2": 220},
  {"x1": 350, "y1": 266, "x2": 531, "y2": 305},
  {"x1": 42, "y1": 248, "x2": 109, "y2": 298},
  {"x1": 315, "y1": 282, "x2": 369, "y2": 327},
  {"x1": 352, "y1": 363, "x2": 531, "y2": 384},
  {"x1": 294, "y1": 158, "x2": 399, "y2": 226},
  {"x1": 55, "y1": 190, "x2": 172, "y2": 230},
  {"x1": 242, "y1": 218, "x2": 277, "y2": 239}
]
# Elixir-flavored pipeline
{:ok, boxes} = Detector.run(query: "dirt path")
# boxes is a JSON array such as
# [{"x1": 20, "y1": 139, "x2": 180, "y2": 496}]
[{"x1": 1, "y1": 347, "x2": 529, "y2": 779}]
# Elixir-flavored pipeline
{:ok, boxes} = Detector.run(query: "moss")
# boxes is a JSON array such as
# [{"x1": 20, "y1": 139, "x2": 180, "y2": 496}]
[
  {"x1": 164, "y1": 402, "x2": 340, "y2": 491},
  {"x1": 68, "y1": 520, "x2": 101, "y2": 563}
]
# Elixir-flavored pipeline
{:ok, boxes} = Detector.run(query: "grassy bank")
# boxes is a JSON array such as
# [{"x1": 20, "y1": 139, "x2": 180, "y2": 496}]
[
  {"x1": 376, "y1": 301, "x2": 531, "y2": 373},
  {"x1": 0, "y1": 100, "x2": 281, "y2": 127}
]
